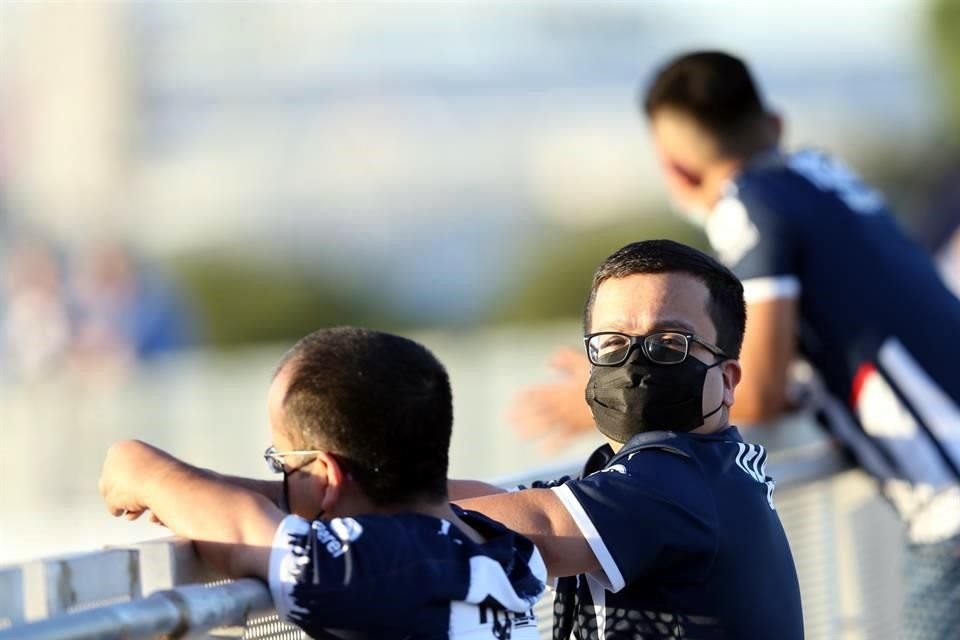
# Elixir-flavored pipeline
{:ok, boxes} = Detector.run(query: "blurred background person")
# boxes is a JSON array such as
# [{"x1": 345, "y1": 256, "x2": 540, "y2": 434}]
[
  {"x1": 69, "y1": 240, "x2": 197, "y2": 375},
  {"x1": 641, "y1": 52, "x2": 959, "y2": 640},
  {"x1": 0, "y1": 238, "x2": 71, "y2": 381}
]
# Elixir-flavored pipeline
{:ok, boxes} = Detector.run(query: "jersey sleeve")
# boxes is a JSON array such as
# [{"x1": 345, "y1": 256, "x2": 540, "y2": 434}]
[
  {"x1": 268, "y1": 514, "x2": 448, "y2": 634},
  {"x1": 706, "y1": 186, "x2": 802, "y2": 304},
  {"x1": 268, "y1": 513, "x2": 545, "y2": 637},
  {"x1": 551, "y1": 450, "x2": 718, "y2": 593}
]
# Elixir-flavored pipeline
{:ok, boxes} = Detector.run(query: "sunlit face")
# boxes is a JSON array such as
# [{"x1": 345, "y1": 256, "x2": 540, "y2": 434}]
[
  {"x1": 268, "y1": 364, "x2": 324, "y2": 519},
  {"x1": 648, "y1": 108, "x2": 721, "y2": 218},
  {"x1": 590, "y1": 272, "x2": 738, "y2": 429}
]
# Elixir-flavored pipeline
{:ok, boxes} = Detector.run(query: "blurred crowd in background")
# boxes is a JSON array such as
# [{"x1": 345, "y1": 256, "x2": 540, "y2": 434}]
[
  {"x1": 1, "y1": 0, "x2": 959, "y2": 562},
  {"x1": 2, "y1": 239, "x2": 196, "y2": 383}
]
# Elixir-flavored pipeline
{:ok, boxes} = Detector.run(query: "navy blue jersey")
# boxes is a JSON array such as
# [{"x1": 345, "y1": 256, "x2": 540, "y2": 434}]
[
  {"x1": 269, "y1": 505, "x2": 546, "y2": 639},
  {"x1": 549, "y1": 428, "x2": 802, "y2": 640},
  {"x1": 705, "y1": 150, "x2": 960, "y2": 507}
]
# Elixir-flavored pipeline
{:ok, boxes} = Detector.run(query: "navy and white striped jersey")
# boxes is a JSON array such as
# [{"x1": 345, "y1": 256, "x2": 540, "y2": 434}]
[
  {"x1": 705, "y1": 149, "x2": 960, "y2": 541},
  {"x1": 548, "y1": 428, "x2": 803, "y2": 640},
  {"x1": 269, "y1": 505, "x2": 546, "y2": 639}
]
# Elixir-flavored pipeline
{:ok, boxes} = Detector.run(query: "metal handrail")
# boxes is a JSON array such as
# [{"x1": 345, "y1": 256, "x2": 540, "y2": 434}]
[{"x1": 1, "y1": 580, "x2": 273, "y2": 640}]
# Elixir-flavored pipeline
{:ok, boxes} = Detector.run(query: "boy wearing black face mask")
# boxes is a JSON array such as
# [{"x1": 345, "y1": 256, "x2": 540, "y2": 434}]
[{"x1": 454, "y1": 240, "x2": 803, "y2": 640}]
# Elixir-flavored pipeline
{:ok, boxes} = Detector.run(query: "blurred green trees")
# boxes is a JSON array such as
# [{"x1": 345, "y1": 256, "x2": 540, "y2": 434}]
[
  {"x1": 172, "y1": 254, "x2": 381, "y2": 349},
  {"x1": 170, "y1": 212, "x2": 702, "y2": 348},
  {"x1": 490, "y1": 214, "x2": 706, "y2": 325},
  {"x1": 932, "y1": 0, "x2": 960, "y2": 137}
]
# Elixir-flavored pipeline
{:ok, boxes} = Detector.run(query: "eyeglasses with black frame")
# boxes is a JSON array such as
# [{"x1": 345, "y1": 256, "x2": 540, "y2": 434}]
[
  {"x1": 584, "y1": 331, "x2": 730, "y2": 367},
  {"x1": 263, "y1": 445, "x2": 322, "y2": 474}
]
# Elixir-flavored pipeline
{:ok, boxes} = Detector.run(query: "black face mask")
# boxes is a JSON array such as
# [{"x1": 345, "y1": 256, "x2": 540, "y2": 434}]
[{"x1": 585, "y1": 347, "x2": 724, "y2": 442}]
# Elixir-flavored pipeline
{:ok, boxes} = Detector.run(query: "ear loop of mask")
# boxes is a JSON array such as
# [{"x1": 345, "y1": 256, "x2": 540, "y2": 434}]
[
  {"x1": 701, "y1": 359, "x2": 726, "y2": 420},
  {"x1": 280, "y1": 470, "x2": 291, "y2": 513}
]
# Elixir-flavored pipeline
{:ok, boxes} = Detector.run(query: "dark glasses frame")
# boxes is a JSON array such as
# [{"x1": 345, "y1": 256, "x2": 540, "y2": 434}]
[
  {"x1": 584, "y1": 331, "x2": 730, "y2": 367},
  {"x1": 263, "y1": 445, "x2": 323, "y2": 475}
]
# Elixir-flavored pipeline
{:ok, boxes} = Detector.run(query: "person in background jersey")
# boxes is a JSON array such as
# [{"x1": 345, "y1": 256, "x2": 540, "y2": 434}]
[
  {"x1": 100, "y1": 327, "x2": 545, "y2": 640},
  {"x1": 453, "y1": 240, "x2": 803, "y2": 640},
  {"x1": 508, "y1": 51, "x2": 960, "y2": 639}
]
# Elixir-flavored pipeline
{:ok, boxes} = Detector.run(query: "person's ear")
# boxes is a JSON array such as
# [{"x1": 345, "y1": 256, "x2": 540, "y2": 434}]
[
  {"x1": 309, "y1": 452, "x2": 346, "y2": 515},
  {"x1": 720, "y1": 359, "x2": 742, "y2": 407}
]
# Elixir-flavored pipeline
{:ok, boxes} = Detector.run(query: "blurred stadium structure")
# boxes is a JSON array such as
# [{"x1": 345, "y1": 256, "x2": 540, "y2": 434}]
[{"x1": 1, "y1": 0, "x2": 959, "y2": 637}]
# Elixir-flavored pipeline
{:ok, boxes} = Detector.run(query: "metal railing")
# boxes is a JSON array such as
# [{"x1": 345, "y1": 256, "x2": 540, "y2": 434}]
[{"x1": 0, "y1": 434, "x2": 904, "y2": 640}]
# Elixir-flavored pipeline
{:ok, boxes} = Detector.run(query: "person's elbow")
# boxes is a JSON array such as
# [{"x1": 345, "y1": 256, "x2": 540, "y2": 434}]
[
  {"x1": 197, "y1": 493, "x2": 280, "y2": 579},
  {"x1": 532, "y1": 511, "x2": 597, "y2": 578}
]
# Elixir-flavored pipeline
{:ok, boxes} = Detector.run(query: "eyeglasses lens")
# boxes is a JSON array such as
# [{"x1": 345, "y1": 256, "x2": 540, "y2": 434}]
[{"x1": 644, "y1": 333, "x2": 688, "y2": 364}]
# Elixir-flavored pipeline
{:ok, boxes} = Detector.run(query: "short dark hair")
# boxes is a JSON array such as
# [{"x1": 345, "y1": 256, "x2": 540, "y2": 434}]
[
  {"x1": 642, "y1": 51, "x2": 766, "y2": 139},
  {"x1": 583, "y1": 240, "x2": 746, "y2": 358},
  {"x1": 277, "y1": 327, "x2": 453, "y2": 506}
]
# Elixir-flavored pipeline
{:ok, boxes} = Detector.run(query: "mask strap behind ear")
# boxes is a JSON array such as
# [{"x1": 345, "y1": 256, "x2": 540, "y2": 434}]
[
  {"x1": 280, "y1": 471, "x2": 290, "y2": 513},
  {"x1": 702, "y1": 401, "x2": 724, "y2": 420},
  {"x1": 702, "y1": 358, "x2": 728, "y2": 420}
]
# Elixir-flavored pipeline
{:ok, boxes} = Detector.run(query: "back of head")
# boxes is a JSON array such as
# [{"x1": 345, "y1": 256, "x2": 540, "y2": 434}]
[
  {"x1": 643, "y1": 51, "x2": 768, "y2": 151},
  {"x1": 278, "y1": 327, "x2": 453, "y2": 506},
  {"x1": 583, "y1": 239, "x2": 746, "y2": 358}
]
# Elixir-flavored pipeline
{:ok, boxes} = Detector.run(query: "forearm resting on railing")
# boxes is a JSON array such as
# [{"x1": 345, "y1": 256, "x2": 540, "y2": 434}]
[
  {"x1": 100, "y1": 440, "x2": 282, "y2": 579},
  {"x1": 213, "y1": 472, "x2": 285, "y2": 508},
  {"x1": 457, "y1": 488, "x2": 598, "y2": 579},
  {"x1": 141, "y1": 466, "x2": 280, "y2": 578}
]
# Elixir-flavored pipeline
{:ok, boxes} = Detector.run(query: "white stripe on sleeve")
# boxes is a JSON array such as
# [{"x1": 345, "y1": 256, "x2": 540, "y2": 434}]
[
  {"x1": 552, "y1": 484, "x2": 626, "y2": 593},
  {"x1": 878, "y1": 337, "x2": 960, "y2": 441},
  {"x1": 741, "y1": 276, "x2": 801, "y2": 304}
]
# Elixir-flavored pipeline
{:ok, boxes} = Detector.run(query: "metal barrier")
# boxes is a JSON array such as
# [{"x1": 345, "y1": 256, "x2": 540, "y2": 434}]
[{"x1": 0, "y1": 436, "x2": 905, "y2": 640}]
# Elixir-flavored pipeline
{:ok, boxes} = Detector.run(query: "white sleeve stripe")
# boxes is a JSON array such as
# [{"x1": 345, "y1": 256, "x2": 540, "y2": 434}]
[
  {"x1": 878, "y1": 338, "x2": 960, "y2": 440},
  {"x1": 741, "y1": 276, "x2": 801, "y2": 304},
  {"x1": 551, "y1": 484, "x2": 626, "y2": 593}
]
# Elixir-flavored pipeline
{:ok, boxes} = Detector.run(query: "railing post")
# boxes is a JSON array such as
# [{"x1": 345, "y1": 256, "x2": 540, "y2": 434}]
[
  {"x1": 129, "y1": 538, "x2": 220, "y2": 595},
  {"x1": 21, "y1": 549, "x2": 141, "y2": 621},
  {"x1": 0, "y1": 567, "x2": 24, "y2": 629}
]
